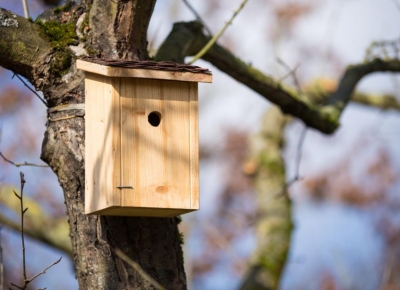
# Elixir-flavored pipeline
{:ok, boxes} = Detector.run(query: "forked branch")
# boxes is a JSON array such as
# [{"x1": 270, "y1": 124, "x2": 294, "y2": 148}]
[
  {"x1": 157, "y1": 22, "x2": 400, "y2": 134},
  {"x1": 0, "y1": 151, "x2": 49, "y2": 168},
  {"x1": 10, "y1": 172, "x2": 61, "y2": 290}
]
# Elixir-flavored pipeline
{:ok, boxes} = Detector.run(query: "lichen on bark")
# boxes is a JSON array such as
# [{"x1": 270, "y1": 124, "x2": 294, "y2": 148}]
[{"x1": 0, "y1": 8, "x2": 18, "y2": 27}]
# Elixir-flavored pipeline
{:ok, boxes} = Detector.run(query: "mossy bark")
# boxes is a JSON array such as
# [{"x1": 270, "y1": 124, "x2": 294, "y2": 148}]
[
  {"x1": 239, "y1": 107, "x2": 292, "y2": 290},
  {"x1": 156, "y1": 21, "x2": 339, "y2": 134},
  {"x1": 157, "y1": 22, "x2": 400, "y2": 134}
]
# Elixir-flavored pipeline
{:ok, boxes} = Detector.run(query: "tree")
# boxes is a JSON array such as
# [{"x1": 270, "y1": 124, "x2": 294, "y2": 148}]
[
  {"x1": 1, "y1": 1, "x2": 186, "y2": 289},
  {"x1": 1, "y1": 0, "x2": 399, "y2": 289}
]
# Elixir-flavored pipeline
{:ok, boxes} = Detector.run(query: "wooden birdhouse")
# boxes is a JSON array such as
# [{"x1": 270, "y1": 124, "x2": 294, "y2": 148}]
[{"x1": 77, "y1": 58, "x2": 212, "y2": 217}]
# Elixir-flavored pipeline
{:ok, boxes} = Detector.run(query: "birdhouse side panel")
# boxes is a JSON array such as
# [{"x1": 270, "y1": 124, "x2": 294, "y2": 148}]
[
  {"x1": 85, "y1": 73, "x2": 121, "y2": 214},
  {"x1": 189, "y1": 82, "x2": 199, "y2": 210},
  {"x1": 119, "y1": 78, "x2": 195, "y2": 210}
]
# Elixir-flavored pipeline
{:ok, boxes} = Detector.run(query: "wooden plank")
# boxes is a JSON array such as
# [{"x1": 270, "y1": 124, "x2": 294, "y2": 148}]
[
  {"x1": 85, "y1": 73, "x2": 120, "y2": 214},
  {"x1": 87, "y1": 206, "x2": 196, "y2": 217},
  {"x1": 110, "y1": 78, "x2": 121, "y2": 207},
  {"x1": 120, "y1": 77, "x2": 137, "y2": 206},
  {"x1": 77, "y1": 59, "x2": 212, "y2": 83},
  {"x1": 85, "y1": 73, "x2": 105, "y2": 213},
  {"x1": 189, "y1": 82, "x2": 200, "y2": 210},
  {"x1": 120, "y1": 79, "x2": 192, "y2": 210}
]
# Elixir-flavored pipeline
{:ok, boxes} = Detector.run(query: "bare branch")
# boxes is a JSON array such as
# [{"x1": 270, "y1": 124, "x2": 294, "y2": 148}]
[
  {"x1": 181, "y1": 0, "x2": 212, "y2": 35},
  {"x1": 12, "y1": 74, "x2": 47, "y2": 106},
  {"x1": 189, "y1": 0, "x2": 248, "y2": 64},
  {"x1": 115, "y1": 249, "x2": 166, "y2": 290},
  {"x1": 327, "y1": 59, "x2": 400, "y2": 111},
  {"x1": 295, "y1": 126, "x2": 307, "y2": 179},
  {"x1": 27, "y1": 257, "x2": 62, "y2": 284},
  {"x1": 0, "y1": 8, "x2": 52, "y2": 83},
  {"x1": 0, "y1": 225, "x2": 3, "y2": 290},
  {"x1": 366, "y1": 38, "x2": 400, "y2": 61},
  {"x1": 157, "y1": 22, "x2": 339, "y2": 133},
  {"x1": 352, "y1": 92, "x2": 400, "y2": 111},
  {"x1": 0, "y1": 212, "x2": 71, "y2": 257},
  {"x1": 9, "y1": 173, "x2": 61, "y2": 290},
  {"x1": 158, "y1": 23, "x2": 400, "y2": 134},
  {"x1": 0, "y1": 151, "x2": 49, "y2": 168},
  {"x1": 9, "y1": 173, "x2": 28, "y2": 290},
  {"x1": 21, "y1": 0, "x2": 30, "y2": 19},
  {"x1": 0, "y1": 184, "x2": 71, "y2": 256},
  {"x1": 277, "y1": 57, "x2": 304, "y2": 96}
]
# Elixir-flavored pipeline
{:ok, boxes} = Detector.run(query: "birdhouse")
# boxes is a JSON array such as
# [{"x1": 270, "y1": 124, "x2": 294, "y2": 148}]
[{"x1": 77, "y1": 58, "x2": 212, "y2": 217}]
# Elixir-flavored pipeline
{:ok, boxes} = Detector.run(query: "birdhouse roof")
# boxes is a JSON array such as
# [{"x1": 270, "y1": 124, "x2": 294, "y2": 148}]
[{"x1": 77, "y1": 57, "x2": 212, "y2": 83}]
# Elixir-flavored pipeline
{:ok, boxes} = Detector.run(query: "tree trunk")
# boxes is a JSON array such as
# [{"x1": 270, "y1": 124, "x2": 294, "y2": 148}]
[
  {"x1": 240, "y1": 107, "x2": 292, "y2": 290},
  {"x1": 0, "y1": 1, "x2": 187, "y2": 289}
]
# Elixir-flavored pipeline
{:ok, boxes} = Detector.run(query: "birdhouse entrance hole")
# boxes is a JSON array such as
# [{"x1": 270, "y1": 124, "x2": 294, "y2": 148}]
[
  {"x1": 148, "y1": 111, "x2": 161, "y2": 127},
  {"x1": 77, "y1": 58, "x2": 212, "y2": 217}
]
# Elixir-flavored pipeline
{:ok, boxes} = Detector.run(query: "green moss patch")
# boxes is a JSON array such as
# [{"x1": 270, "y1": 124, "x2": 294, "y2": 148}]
[
  {"x1": 36, "y1": 20, "x2": 77, "y2": 49},
  {"x1": 35, "y1": 20, "x2": 77, "y2": 77}
]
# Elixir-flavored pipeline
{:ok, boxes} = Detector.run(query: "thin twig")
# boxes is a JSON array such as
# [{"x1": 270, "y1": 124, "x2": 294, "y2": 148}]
[
  {"x1": 19, "y1": 173, "x2": 27, "y2": 285},
  {"x1": 277, "y1": 57, "x2": 304, "y2": 96},
  {"x1": 115, "y1": 249, "x2": 166, "y2": 290},
  {"x1": 21, "y1": 0, "x2": 30, "y2": 19},
  {"x1": 274, "y1": 125, "x2": 307, "y2": 198},
  {"x1": 10, "y1": 173, "x2": 61, "y2": 290},
  {"x1": 278, "y1": 63, "x2": 301, "y2": 83},
  {"x1": 365, "y1": 38, "x2": 400, "y2": 61},
  {"x1": 294, "y1": 126, "x2": 307, "y2": 180},
  {"x1": 12, "y1": 74, "x2": 47, "y2": 107},
  {"x1": 0, "y1": 226, "x2": 3, "y2": 290},
  {"x1": 0, "y1": 152, "x2": 49, "y2": 168},
  {"x1": 182, "y1": 0, "x2": 212, "y2": 36},
  {"x1": 188, "y1": 0, "x2": 248, "y2": 64},
  {"x1": 27, "y1": 257, "x2": 62, "y2": 283}
]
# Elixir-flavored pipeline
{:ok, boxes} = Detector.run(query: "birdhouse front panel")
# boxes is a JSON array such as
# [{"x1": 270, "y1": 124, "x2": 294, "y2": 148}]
[
  {"x1": 119, "y1": 78, "x2": 198, "y2": 211},
  {"x1": 77, "y1": 58, "x2": 211, "y2": 217}
]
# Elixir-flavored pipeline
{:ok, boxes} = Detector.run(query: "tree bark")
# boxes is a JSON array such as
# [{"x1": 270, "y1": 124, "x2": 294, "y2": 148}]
[
  {"x1": 1, "y1": 1, "x2": 187, "y2": 289},
  {"x1": 3, "y1": 2, "x2": 400, "y2": 289},
  {"x1": 239, "y1": 107, "x2": 292, "y2": 290},
  {"x1": 156, "y1": 21, "x2": 400, "y2": 134}
]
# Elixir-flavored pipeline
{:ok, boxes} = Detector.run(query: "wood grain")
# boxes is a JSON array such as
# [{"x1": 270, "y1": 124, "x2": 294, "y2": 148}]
[
  {"x1": 77, "y1": 60, "x2": 212, "y2": 83},
  {"x1": 82, "y1": 67, "x2": 204, "y2": 216},
  {"x1": 189, "y1": 82, "x2": 200, "y2": 210},
  {"x1": 85, "y1": 73, "x2": 121, "y2": 214},
  {"x1": 120, "y1": 79, "x2": 193, "y2": 210},
  {"x1": 86, "y1": 206, "x2": 197, "y2": 217}
]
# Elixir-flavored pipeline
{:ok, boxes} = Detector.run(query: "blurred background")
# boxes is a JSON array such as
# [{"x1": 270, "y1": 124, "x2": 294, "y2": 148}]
[{"x1": 0, "y1": 0, "x2": 400, "y2": 289}]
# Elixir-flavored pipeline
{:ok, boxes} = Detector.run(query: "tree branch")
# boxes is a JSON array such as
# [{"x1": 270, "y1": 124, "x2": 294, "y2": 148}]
[
  {"x1": 352, "y1": 92, "x2": 400, "y2": 111},
  {"x1": 89, "y1": 0, "x2": 157, "y2": 59},
  {"x1": 0, "y1": 151, "x2": 49, "y2": 167},
  {"x1": 327, "y1": 59, "x2": 400, "y2": 110},
  {"x1": 188, "y1": 0, "x2": 248, "y2": 64},
  {"x1": 240, "y1": 107, "x2": 292, "y2": 289},
  {"x1": 157, "y1": 22, "x2": 400, "y2": 134},
  {"x1": 0, "y1": 186, "x2": 72, "y2": 256},
  {"x1": 0, "y1": 8, "x2": 52, "y2": 86},
  {"x1": 156, "y1": 22, "x2": 339, "y2": 133}
]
